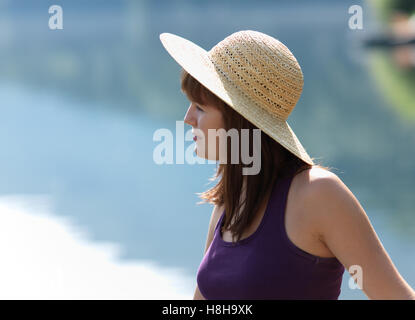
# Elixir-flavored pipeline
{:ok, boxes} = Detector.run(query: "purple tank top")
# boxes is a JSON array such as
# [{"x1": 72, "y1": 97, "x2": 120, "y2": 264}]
[{"x1": 196, "y1": 169, "x2": 345, "y2": 299}]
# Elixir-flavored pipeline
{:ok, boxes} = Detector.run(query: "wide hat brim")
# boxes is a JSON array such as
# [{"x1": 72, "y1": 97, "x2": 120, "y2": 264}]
[{"x1": 159, "y1": 32, "x2": 314, "y2": 166}]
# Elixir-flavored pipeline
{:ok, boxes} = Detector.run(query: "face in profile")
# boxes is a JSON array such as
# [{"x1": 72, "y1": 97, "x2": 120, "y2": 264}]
[{"x1": 183, "y1": 101, "x2": 227, "y2": 161}]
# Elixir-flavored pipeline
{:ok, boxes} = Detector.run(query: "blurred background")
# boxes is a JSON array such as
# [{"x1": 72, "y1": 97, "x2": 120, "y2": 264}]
[{"x1": 0, "y1": 0, "x2": 414, "y2": 299}]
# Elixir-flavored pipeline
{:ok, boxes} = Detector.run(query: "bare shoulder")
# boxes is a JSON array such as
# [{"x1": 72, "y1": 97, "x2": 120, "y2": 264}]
[
  {"x1": 294, "y1": 166, "x2": 346, "y2": 198},
  {"x1": 213, "y1": 203, "x2": 225, "y2": 223},
  {"x1": 295, "y1": 167, "x2": 415, "y2": 299},
  {"x1": 286, "y1": 167, "x2": 345, "y2": 246},
  {"x1": 203, "y1": 203, "x2": 225, "y2": 254},
  {"x1": 209, "y1": 203, "x2": 225, "y2": 235},
  {"x1": 293, "y1": 166, "x2": 361, "y2": 240},
  {"x1": 291, "y1": 166, "x2": 352, "y2": 239}
]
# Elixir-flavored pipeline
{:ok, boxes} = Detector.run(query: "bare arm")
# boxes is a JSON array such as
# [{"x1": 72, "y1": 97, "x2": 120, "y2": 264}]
[
  {"x1": 193, "y1": 204, "x2": 223, "y2": 300},
  {"x1": 305, "y1": 172, "x2": 415, "y2": 300}
]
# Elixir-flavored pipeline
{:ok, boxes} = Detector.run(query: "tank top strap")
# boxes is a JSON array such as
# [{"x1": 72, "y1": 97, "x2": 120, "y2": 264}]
[
  {"x1": 263, "y1": 168, "x2": 342, "y2": 264},
  {"x1": 213, "y1": 168, "x2": 298, "y2": 248},
  {"x1": 214, "y1": 169, "x2": 297, "y2": 234},
  {"x1": 197, "y1": 168, "x2": 345, "y2": 299},
  {"x1": 261, "y1": 168, "x2": 298, "y2": 234}
]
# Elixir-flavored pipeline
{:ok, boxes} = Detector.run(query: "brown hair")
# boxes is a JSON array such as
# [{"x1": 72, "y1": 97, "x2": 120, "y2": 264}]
[{"x1": 181, "y1": 69, "x2": 333, "y2": 244}]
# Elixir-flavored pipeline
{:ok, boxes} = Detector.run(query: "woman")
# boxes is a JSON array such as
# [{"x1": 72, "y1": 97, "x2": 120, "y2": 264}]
[{"x1": 159, "y1": 30, "x2": 415, "y2": 300}]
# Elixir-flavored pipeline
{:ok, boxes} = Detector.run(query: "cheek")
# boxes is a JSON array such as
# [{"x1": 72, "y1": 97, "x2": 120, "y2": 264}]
[
  {"x1": 197, "y1": 111, "x2": 226, "y2": 141},
  {"x1": 196, "y1": 116, "x2": 210, "y2": 138},
  {"x1": 205, "y1": 111, "x2": 225, "y2": 130}
]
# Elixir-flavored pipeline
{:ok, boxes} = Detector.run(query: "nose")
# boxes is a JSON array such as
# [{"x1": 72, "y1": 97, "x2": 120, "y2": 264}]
[{"x1": 184, "y1": 103, "x2": 196, "y2": 127}]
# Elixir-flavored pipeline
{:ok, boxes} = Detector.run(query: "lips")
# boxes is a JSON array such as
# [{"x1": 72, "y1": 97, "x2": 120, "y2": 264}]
[{"x1": 192, "y1": 131, "x2": 199, "y2": 141}]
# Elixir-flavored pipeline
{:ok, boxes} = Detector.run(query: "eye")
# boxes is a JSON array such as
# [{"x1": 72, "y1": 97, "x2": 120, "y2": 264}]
[{"x1": 195, "y1": 105, "x2": 204, "y2": 112}]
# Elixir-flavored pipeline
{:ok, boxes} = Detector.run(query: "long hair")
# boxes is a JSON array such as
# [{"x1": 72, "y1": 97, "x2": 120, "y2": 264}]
[{"x1": 181, "y1": 69, "x2": 332, "y2": 244}]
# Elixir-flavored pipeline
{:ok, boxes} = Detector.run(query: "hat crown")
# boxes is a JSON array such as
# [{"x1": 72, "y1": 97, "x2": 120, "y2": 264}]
[{"x1": 207, "y1": 30, "x2": 304, "y2": 121}]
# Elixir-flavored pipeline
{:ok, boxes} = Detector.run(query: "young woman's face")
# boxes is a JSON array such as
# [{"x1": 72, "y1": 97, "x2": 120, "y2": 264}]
[{"x1": 183, "y1": 101, "x2": 226, "y2": 161}]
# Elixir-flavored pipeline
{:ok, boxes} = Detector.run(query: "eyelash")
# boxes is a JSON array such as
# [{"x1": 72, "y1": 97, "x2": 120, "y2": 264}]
[{"x1": 196, "y1": 105, "x2": 203, "y2": 112}]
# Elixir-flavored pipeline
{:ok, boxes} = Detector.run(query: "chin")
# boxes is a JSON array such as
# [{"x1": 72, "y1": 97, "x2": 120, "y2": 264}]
[{"x1": 195, "y1": 146, "x2": 219, "y2": 161}]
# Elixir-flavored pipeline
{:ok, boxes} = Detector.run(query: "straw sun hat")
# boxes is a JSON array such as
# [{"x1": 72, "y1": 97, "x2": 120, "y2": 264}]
[{"x1": 159, "y1": 30, "x2": 314, "y2": 166}]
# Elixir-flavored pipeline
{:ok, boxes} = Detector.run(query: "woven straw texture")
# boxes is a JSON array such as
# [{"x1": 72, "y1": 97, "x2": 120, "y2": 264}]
[{"x1": 160, "y1": 30, "x2": 314, "y2": 165}]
